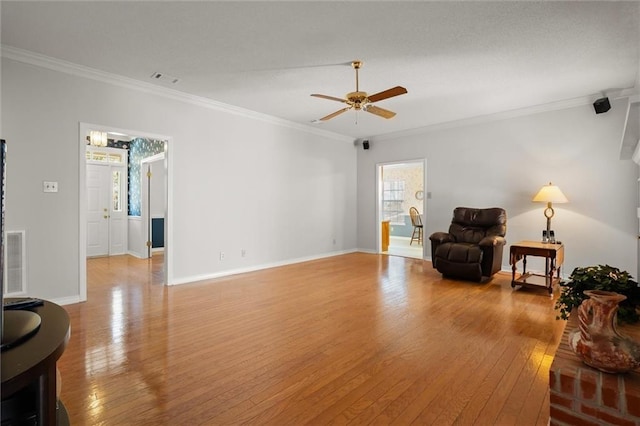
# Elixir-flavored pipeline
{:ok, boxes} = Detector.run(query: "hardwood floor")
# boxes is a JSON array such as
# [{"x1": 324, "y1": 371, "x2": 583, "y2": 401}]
[{"x1": 58, "y1": 253, "x2": 566, "y2": 425}]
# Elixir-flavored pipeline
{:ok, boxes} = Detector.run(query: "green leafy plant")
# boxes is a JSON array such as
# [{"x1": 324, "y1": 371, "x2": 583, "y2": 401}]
[{"x1": 555, "y1": 264, "x2": 640, "y2": 323}]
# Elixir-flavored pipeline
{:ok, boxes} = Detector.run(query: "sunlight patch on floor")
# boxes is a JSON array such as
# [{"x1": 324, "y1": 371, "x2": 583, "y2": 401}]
[{"x1": 384, "y1": 236, "x2": 423, "y2": 259}]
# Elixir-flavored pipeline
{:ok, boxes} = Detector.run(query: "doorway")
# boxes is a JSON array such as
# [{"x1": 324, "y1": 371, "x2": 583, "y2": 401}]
[
  {"x1": 377, "y1": 160, "x2": 426, "y2": 259},
  {"x1": 79, "y1": 123, "x2": 172, "y2": 301},
  {"x1": 140, "y1": 153, "x2": 166, "y2": 259}
]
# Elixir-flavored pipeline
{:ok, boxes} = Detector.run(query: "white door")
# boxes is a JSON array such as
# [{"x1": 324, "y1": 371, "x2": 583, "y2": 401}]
[
  {"x1": 86, "y1": 163, "x2": 127, "y2": 257},
  {"x1": 86, "y1": 165, "x2": 110, "y2": 256}
]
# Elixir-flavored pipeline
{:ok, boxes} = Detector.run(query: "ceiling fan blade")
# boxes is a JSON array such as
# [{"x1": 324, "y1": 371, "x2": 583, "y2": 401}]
[
  {"x1": 311, "y1": 94, "x2": 348, "y2": 103},
  {"x1": 320, "y1": 107, "x2": 352, "y2": 121},
  {"x1": 367, "y1": 86, "x2": 408, "y2": 103},
  {"x1": 365, "y1": 105, "x2": 397, "y2": 119}
]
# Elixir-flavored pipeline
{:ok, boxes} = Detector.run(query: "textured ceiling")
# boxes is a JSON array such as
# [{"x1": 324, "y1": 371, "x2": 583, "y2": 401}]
[{"x1": 2, "y1": 1, "x2": 639, "y2": 139}]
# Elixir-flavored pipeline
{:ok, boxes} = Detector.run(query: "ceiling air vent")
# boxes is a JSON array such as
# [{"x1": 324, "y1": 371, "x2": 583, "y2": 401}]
[{"x1": 150, "y1": 72, "x2": 180, "y2": 85}]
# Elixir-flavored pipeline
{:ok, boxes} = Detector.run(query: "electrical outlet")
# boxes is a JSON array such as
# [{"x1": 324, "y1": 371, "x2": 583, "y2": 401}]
[
  {"x1": 219, "y1": 251, "x2": 225, "y2": 261},
  {"x1": 43, "y1": 181, "x2": 58, "y2": 193}
]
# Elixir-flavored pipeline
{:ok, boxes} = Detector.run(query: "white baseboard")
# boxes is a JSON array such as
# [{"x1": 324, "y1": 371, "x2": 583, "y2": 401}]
[
  {"x1": 357, "y1": 248, "x2": 378, "y2": 255},
  {"x1": 169, "y1": 249, "x2": 358, "y2": 286},
  {"x1": 50, "y1": 295, "x2": 84, "y2": 306},
  {"x1": 127, "y1": 250, "x2": 146, "y2": 259}
]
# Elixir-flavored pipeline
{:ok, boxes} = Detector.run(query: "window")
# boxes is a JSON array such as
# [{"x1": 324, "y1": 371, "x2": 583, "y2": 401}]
[
  {"x1": 112, "y1": 171, "x2": 122, "y2": 212},
  {"x1": 86, "y1": 150, "x2": 124, "y2": 164},
  {"x1": 382, "y1": 180, "x2": 405, "y2": 223}
]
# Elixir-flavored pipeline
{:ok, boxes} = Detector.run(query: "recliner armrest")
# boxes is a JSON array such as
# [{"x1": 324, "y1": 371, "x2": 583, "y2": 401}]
[
  {"x1": 479, "y1": 235, "x2": 506, "y2": 247},
  {"x1": 429, "y1": 232, "x2": 455, "y2": 244}
]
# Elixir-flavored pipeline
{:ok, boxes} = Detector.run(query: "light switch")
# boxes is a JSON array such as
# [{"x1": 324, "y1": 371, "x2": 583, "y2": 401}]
[{"x1": 43, "y1": 181, "x2": 58, "y2": 193}]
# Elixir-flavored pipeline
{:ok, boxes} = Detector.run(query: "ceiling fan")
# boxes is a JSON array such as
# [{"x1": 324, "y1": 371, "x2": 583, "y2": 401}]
[{"x1": 311, "y1": 60, "x2": 407, "y2": 122}]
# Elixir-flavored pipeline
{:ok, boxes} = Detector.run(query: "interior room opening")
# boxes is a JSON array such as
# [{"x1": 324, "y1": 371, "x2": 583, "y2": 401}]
[
  {"x1": 79, "y1": 123, "x2": 171, "y2": 301},
  {"x1": 378, "y1": 160, "x2": 425, "y2": 260}
]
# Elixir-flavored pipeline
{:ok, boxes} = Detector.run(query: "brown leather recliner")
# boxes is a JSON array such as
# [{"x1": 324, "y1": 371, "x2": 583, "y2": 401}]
[{"x1": 429, "y1": 207, "x2": 507, "y2": 282}]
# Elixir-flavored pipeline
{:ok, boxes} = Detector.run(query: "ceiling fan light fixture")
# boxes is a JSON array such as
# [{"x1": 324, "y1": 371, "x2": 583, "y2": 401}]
[{"x1": 310, "y1": 60, "x2": 407, "y2": 122}]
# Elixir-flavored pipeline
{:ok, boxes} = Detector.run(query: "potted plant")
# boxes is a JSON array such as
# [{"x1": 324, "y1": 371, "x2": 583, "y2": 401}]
[{"x1": 555, "y1": 264, "x2": 640, "y2": 324}]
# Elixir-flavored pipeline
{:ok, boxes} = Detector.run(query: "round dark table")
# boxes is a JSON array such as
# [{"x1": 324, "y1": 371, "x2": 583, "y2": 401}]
[{"x1": 1, "y1": 300, "x2": 70, "y2": 425}]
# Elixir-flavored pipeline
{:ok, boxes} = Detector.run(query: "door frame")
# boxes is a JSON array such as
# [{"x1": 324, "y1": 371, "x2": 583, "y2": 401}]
[
  {"x1": 376, "y1": 158, "x2": 427, "y2": 259},
  {"x1": 79, "y1": 122, "x2": 173, "y2": 301},
  {"x1": 140, "y1": 153, "x2": 165, "y2": 259}
]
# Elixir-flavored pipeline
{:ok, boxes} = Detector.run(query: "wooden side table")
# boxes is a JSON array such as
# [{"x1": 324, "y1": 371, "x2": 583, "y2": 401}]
[
  {"x1": 510, "y1": 240, "x2": 564, "y2": 295},
  {"x1": 2, "y1": 300, "x2": 70, "y2": 425}
]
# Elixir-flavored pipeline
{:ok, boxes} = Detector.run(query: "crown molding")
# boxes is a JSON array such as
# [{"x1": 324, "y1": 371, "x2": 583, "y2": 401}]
[
  {"x1": 370, "y1": 97, "x2": 596, "y2": 142},
  {"x1": 370, "y1": 88, "x2": 640, "y2": 143},
  {"x1": 1, "y1": 45, "x2": 353, "y2": 143}
]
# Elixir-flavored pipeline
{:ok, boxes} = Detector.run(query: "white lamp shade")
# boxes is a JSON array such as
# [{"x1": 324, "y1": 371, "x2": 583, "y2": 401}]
[{"x1": 532, "y1": 182, "x2": 568, "y2": 203}]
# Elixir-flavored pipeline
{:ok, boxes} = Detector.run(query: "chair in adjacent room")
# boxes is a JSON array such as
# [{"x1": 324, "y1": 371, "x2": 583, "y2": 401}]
[
  {"x1": 429, "y1": 207, "x2": 507, "y2": 282},
  {"x1": 409, "y1": 207, "x2": 423, "y2": 245}
]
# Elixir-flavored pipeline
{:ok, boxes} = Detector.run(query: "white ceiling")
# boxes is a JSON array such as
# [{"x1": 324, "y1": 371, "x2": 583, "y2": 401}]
[{"x1": 2, "y1": 1, "x2": 639, "y2": 140}]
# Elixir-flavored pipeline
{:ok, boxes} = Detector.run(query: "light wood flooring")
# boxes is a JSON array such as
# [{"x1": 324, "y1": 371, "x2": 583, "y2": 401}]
[
  {"x1": 383, "y1": 236, "x2": 423, "y2": 260},
  {"x1": 58, "y1": 253, "x2": 566, "y2": 425}
]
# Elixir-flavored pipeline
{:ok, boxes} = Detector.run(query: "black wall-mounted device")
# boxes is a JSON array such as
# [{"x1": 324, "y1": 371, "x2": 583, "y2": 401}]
[{"x1": 593, "y1": 97, "x2": 611, "y2": 114}]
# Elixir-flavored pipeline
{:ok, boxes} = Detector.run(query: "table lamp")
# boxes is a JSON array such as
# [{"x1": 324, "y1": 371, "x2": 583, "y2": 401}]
[{"x1": 532, "y1": 182, "x2": 568, "y2": 241}]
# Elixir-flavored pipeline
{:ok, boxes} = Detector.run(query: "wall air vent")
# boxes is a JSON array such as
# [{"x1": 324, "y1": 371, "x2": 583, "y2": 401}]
[
  {"x1": 150, "y1": 72, "x2": 180, "y2": 85},
  {"x1": 5, "y1": 230, "x2": 26, "y2": 295}
]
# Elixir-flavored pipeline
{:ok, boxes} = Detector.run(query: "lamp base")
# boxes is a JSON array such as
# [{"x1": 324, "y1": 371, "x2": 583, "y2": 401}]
[
  {"x1": 543, "y1": 202, "x2": 554, "y2": 243},
  {"x1": 546, "y1": 218, "x2": 551, "y2": 242}
]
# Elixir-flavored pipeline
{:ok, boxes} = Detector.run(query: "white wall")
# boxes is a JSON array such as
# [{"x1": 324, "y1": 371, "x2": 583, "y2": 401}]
[
  {"x1": 357, "y1": 99, "x2": 639, "y2": 277},
  {"x1": 128, "y1": 217, "x2": 144, "y2": 259},
  {"x1": 1, "y1": 57, "x2": 357, "y2": 301}
]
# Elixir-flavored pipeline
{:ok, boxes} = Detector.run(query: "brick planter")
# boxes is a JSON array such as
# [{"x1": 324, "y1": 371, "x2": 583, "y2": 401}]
[{"x1": 550, "y1": 313, "x2": 640, "y2": 425}]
